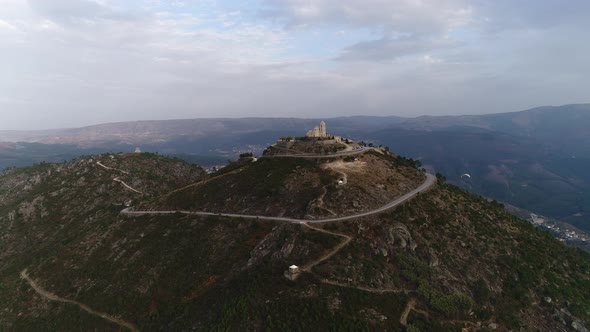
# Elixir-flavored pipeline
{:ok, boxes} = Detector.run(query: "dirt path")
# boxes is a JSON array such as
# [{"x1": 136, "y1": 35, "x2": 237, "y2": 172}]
[
  {"x1": 399, "y1": 298, "x2": 481, "y2": 328},
  {"x1": 20, "y1": 269, "x2": 139, "y2": 332},
  {"x1": 299, "y1": 223, "x2": 419, "y2": 299},
  {"x1": 166, "y1": 166, "x2": 246, "y2": 196},
  {"x1": 320, "y1": 279, "x2": 415, "y2": 294},
  {"x1": 96, "y1": 160, "x2": 143, "y2": 194},
  {"x1": 96, "y1": 161, "x2": 130, "y2": 175},
  {"x1": 314, "y1": 186, "x2": 338, "y2": 216},
  {"x1": 114, "y1": 177, "x2": 144, "y2": 194},
  {"x1": 400, "y1": 298, "x2": 418, "y2": 326},
  {"x1": 322, "y1": 159, "x2": 367, "y2": 186},
  {"x1": 301, "y1": 223, "x2": 352, "y2": 272}
]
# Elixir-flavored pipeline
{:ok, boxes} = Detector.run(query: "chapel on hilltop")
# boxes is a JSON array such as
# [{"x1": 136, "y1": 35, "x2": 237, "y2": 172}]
[
  {"x1": 267, "y1": 120, "x2": 357, "y2": 156},
  {"x1": 306, "y1": 121, "x2": 329, "y2": 138}
]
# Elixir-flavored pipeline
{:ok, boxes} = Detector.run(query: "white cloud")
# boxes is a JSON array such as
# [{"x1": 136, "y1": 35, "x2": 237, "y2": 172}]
[
  {"x1": 337, "y1": 34, "x2": 459, "y2": 61},
  {"x1": 0, "y1": 0, "x2": 589, "y2": 129},
  {"x1": 262, "y1": 0, "x2": 473, "y2": 34},
  {"x1": 0, "y1": 19, "x2": 18, "y2": 31},
  {"x1": 262, "y1": 0, "x2": 473, "y2": 62}
]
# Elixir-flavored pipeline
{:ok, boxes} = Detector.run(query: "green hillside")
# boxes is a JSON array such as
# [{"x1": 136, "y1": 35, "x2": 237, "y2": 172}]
[{"x1": 0, "y1": 152, "x2": 588, "y2": 331}]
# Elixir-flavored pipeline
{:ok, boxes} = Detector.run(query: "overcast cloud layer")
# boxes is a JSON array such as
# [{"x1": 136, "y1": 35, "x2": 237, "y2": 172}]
[{"x1": 0, "y1": 0, "x2": 589, "y2": 129}]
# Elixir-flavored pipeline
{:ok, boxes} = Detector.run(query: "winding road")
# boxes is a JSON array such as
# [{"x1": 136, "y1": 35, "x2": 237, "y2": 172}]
[{"x1": 121, "y1": 173, "x2": 436, "y2": 224}]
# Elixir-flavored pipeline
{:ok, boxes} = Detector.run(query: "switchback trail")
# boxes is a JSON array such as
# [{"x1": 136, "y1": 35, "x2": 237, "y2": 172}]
[
  {"x1": 96, "y1": 161, "x2": 130, "y2": 175},
  {"x1": 20, "y1": 269, "x2": 139, "y2": 332},
  {"x1": 114, "y1": 177, "x2": 144, "y2": 194},
  {"x1": 301, "y1": 223, "x2": 352, "y2": 272},
  {"x1": 96, "y1": 161, "x2": 143, "y2": 194}
]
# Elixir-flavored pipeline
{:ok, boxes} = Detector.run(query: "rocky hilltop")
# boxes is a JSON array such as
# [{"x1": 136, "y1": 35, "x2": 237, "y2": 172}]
[{"x1": 0, "y1": 149, "x2": 589, "y2": 331}]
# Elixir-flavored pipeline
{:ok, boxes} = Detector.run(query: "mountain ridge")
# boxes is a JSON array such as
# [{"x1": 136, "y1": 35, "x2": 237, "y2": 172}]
[
  {"x1": 0, "y1": 103, "x2": 586, "y2": 144},
  {"x1": 1, "y1": 104, "x2": 589, "y2": 236}
]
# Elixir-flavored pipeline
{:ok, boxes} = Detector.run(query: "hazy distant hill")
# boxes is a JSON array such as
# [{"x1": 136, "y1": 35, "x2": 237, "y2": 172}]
[
  {"x1": 0, "y1": 116, "x2": 407, "y2": 146},
  {"x1": 2, "y1": 104, "x2": 588, "y2": 157},
  {"x1": 0, "y1": 104, "x2": 589, "y2": 232},
  {"x1": 399, "y1": 104, "x2": 590, "y2": 158}
]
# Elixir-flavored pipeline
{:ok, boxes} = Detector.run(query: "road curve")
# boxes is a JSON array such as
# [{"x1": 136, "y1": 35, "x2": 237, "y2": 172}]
[{"x1": 121, "y1": 173, "x2": 436, "y2": 224}]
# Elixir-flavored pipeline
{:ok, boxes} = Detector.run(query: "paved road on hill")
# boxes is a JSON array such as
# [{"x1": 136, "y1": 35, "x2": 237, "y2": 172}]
[
  {"x1": 266, "y1": 146, "x2": 373, "y2": 159},
  {"x1": 121, "y1": 173, "x2": 436, "y2": 224}
]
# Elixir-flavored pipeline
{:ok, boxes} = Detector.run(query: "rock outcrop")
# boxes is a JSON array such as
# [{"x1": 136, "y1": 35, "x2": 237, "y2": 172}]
[{"x1": 388, "y1": 222, "x2": 416, "y2": 251}]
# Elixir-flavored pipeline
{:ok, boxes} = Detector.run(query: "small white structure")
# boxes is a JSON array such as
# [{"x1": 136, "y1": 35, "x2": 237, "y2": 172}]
[
  {"x1": 134, "y1": 147, "x2": 142, "y2": 153},
  {"x1": 285, "y1": 264, "x2": 301, "y2": 280}
]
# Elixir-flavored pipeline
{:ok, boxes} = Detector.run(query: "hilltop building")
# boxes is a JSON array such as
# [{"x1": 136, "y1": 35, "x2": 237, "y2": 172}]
[
  {"x1": 306, "y1": 121, "x2": 329, "y2": 138},
  {"x1": 266, "y1": 120, "x2": 358, "y2": 156},
  {"x1": 284, "y1": 264, "x2": 301, "y2": 280}
]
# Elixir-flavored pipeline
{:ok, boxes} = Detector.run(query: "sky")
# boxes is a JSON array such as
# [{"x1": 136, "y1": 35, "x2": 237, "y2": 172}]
[{"x1": 0, "y1": 0, "x2": 589, "y2": 130}]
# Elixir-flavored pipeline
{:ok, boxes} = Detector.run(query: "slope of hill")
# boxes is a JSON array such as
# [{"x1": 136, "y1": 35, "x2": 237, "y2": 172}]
[
  {"x1": 1, "y1": 150, "x2": 589, "y2": 331},
  {"x1": 145, "y1": 150, "x2": 425, "y2": 219}
]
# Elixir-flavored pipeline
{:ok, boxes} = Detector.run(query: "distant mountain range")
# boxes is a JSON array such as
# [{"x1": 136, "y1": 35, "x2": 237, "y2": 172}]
[{"x1": 1, "y1": 103, "x2": 589, "y2": 232}]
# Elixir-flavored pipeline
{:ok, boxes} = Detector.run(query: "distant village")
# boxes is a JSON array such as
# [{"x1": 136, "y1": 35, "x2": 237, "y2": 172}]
[{"x1": 529, "y1": 213, "x2": 589, "y2": 246}]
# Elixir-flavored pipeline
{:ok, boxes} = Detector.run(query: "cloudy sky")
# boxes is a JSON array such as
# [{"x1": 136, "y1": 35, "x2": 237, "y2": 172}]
[{"x1": 1, "y1": 0, "x2": 589, "y2": 129}]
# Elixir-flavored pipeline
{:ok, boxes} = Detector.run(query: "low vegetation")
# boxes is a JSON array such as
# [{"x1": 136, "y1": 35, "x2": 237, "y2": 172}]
[
  {"x1": 0, "y1": 151, "x2": 588, "y2": 331},
  {"x1": 150, "y1": 151, "x2": 425, "y2": 219}
]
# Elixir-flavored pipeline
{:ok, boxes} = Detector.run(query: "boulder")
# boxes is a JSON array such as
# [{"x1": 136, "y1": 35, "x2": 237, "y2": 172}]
[
  {"x1": 389, "y1": 223, "x2": 416, "y2": 251},
  {"x1": 572, "y1": 321, "x2": 588, "y2": 332},
  {"x1": 429, "y1": 248, "x2": 440, "y2": 267}
]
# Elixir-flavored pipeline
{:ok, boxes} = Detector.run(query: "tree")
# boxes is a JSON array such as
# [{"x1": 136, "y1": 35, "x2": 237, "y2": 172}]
[
  {"x1": 239, "y1": 152, "x2": 253, "y2": 158},
  {"x1": 436, "y1": 172, "x2": 446, "y2": 184}
]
